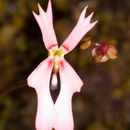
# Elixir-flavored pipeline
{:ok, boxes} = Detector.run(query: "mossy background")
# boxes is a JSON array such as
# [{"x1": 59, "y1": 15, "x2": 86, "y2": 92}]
[{"x1": 0, "y1": 0, "x2": 130, "y2": 130}]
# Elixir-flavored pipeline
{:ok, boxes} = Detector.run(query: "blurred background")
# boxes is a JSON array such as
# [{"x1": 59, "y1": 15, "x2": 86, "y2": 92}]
[{"x1": 0, "y1": 0, "x2": 130, "y2": 130}]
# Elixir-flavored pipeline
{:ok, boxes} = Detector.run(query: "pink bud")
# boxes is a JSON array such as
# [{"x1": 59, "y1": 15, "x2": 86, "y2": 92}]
[{"x1": 92, "y1": 43, "x2": 117, "y2": 63}]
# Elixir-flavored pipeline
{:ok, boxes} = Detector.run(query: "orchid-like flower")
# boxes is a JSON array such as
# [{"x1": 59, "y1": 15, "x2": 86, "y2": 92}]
[{"x1": 27, "y1": 0, "x2": 97, "y2": 130}]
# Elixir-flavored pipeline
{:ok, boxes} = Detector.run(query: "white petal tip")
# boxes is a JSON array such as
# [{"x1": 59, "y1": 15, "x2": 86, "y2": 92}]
[{"x1": 51, "y1": 74, "x2": 58, "y2": 90}]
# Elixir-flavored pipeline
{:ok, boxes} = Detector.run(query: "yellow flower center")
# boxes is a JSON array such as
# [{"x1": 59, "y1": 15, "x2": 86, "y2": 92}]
[{"x1": 48, "y1": 46, "x2": 67, "y2": 73}]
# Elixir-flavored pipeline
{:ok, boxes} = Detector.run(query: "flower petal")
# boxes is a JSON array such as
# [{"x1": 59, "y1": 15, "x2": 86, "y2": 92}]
[
  {"x1": 92, "y1": 47, "x2": 98, "y2": 57},
  {"x1": 54, "y1": 59, "x2": 83, "y2": 130},
  {"x1": 27, "y1": 57, "x2": 53, "y2": 88},
  {"x1": 27, "y1": 57, "x2": 56, "y2": 130},
  {"x1": 61, "y1": 6, "x2": 98, "y2": 53},
  {"x1": 33, "y1": 0, "x2": 58, "y2": 50},
  {"x1": 100, "y1": 55, "x2": 109, "y2": 62},
  {"x1": 59, "y1": 59, "x2": 83, "y2": 92}
]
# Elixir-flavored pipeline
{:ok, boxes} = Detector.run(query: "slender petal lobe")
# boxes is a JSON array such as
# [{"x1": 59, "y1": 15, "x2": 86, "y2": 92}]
[
  {"x1": 54, "y1": 59, "x2": 83, "y2": 130},
  {"x1": 33, "y1": 0, "x2": 58, "y2": 50},
  {"x1": 61, "y1": 6, "x2": 98, "y2": 53},
  {"x1": 27, "y1": 58, "x2": 56, "y2": 130}
]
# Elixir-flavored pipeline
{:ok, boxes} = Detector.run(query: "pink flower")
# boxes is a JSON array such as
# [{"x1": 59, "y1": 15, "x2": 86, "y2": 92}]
[{"x1": 27, "y1": 0, "x2": 97, "y2": 130}]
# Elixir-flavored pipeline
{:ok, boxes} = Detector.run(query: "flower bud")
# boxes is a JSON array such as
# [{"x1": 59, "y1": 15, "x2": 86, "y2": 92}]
[
  {"x1": 92, "y1": 43, "x2": 117, "y2": 63},
  {"x1": 80, "y1": 37, "x2": 92, "y2": 50}
]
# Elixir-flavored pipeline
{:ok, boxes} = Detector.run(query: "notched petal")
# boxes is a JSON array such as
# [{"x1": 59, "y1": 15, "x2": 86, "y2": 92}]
[
  {"x1": 32, "y1": 1, "x2": 58, "y2": 50},
  {"x1": 61, "y1": 6, "x2": 98, "y2": 53}
]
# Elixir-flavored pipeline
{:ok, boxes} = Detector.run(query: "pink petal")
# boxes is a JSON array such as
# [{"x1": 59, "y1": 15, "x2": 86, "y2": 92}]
[
  {"x1": 54, "y1": 59, "x2": 83, "y2": 130},
  {"x1": 95, "y1": 43, "x2": 100, "y2": 46},
  {"x1": 59, "y1": 59, "x2": 83, "y2": 92},
  {"x1": 27, "y1": 57, "x2": 56, "y2": 130},
  {"x1": 61, "y1": 6, "x2": 98, "y2": 53},
  {"x1": 92, "y1": 47, "x2": 98, "y2": 57},
  {"x1": 46, "y1": 0, "x2": 53, "y2": 23},
  {"x1": 100, "y1": 55, "x2": 109, "y2": 62},
  {"x1": 33, "y1": 0, "x2": 58, "y2": 50}
]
